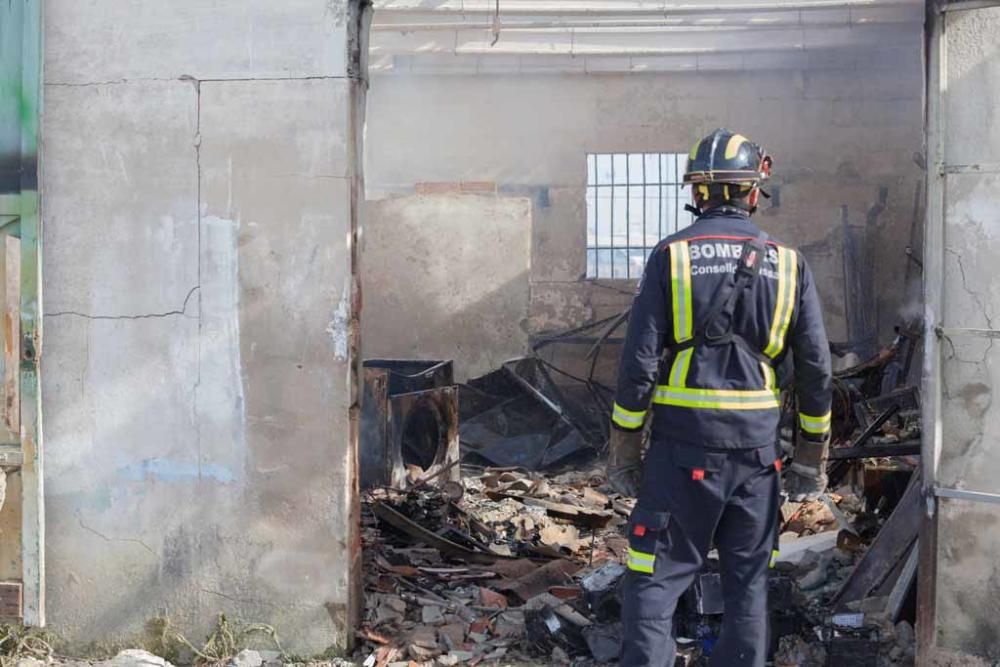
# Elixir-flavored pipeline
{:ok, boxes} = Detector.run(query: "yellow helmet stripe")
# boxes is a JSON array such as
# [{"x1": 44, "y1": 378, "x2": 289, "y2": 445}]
[{"x1": 725, "y1": 133, "x2": 748, "y2": 160}]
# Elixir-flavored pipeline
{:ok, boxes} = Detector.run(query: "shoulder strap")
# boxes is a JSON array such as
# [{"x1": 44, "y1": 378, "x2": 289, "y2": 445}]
[{"x1": 669, "y1": 231, "x2": 772, "y2": 364}]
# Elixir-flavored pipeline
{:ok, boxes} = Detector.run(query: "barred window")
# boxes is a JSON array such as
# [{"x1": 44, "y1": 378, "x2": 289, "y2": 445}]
[{"x1": 586, "y1": 153, "x2": 694, "y2": 279}]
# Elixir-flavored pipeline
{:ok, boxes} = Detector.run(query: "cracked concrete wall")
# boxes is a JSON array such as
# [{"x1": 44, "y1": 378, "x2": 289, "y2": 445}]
[
  {"x1": 365, "y1": 44, "x2": 925, "y2": 376},
  {"x1": 934, "y1": 6, "x2": 1000, "y2": 659},
  {"x1": 40, "y1": 0, "x2": 358, "y2": 654}
]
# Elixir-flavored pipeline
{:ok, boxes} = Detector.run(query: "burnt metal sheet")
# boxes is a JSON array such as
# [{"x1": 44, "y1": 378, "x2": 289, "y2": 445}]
[
  {"x1": 361, "y1": 360, "x2": 459, "y2": 490},
  {"x1": 388, "y1": 386, "x2": 460, "y2": 487},
  {"x1": 371, "y1": 501, "x2": 498, "y2": 565}
]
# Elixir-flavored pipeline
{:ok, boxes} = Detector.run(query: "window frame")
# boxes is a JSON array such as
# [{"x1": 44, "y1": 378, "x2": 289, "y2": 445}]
[{"x1": 585, "y1": 152, "x2": 693, "y2": 280}]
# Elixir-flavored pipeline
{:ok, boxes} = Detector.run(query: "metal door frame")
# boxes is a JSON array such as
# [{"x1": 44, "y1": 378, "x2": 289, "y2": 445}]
[
  {"x1": 0, "y1": 0, "x2": 44, "y2": 626},
  {"x1": 919, "y1": 0, "x2": 1000, "y2": 661}
]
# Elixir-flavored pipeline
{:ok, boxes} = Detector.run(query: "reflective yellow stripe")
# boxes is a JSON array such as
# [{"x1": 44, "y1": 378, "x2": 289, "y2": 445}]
[
  {"x1": 612, "y1": 403, "x2": 646, "y2": 429},
  {"x1": 770, "y1": 549, "x2": 780, "y2": 569},
  {"x1": 725, "y1": 133, "x2": 748, "y2": 159},
  {"x1": 627, "y1": 548, "x2": 655, "y2": 574},
  {"x1": 669, "y1": 348, "x2": 694, "y2": 388},
  {"x1": 653, "y1": 385, "x2": 780, "y2": 410},
  {"x1": 799, "y1": 411, "x2": 832, "y2": 434},
  {"x1": 764, "y1": 246, "x2": 798, "y2": 358},
  {"x1": 669, "y1": 241, "x2": 693, "y2": 343},
  {"x1": 760, "y1": 361, "x2": 776, "y2": 390}
]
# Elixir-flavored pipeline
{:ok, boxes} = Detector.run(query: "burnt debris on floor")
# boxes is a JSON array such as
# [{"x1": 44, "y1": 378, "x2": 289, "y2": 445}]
[{"x1": 357, "y1": 321, "x2": 923, "y2": 666}]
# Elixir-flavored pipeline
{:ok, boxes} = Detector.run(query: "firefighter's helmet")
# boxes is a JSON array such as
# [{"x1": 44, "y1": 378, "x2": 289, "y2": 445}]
[{"x1": 683, "y1": 128, "x2": 772, "y2": 187}]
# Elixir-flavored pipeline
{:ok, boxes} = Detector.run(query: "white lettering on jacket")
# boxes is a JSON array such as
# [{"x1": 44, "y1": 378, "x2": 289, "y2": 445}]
[{"x1": 688, "y1": 242, "x2": 779, "y2": 265}]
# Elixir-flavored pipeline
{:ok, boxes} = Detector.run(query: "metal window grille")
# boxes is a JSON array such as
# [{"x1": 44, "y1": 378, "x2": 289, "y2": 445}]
[{"x1": 586, "y1": 152, "x2": 694, "y2": 279}]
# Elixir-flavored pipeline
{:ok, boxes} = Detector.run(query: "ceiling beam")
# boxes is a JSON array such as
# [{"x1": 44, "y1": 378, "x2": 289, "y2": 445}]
[{"x1": 373, "y1": 0, "x2": 921, "y2": 16}]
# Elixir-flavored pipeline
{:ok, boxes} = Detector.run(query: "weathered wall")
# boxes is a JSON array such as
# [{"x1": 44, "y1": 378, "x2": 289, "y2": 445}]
[
  {"x1": 931, "y1": 5, "x2": 1000, "y2": 660},
  {"x1": 363, "y1": 193, "x2": 532, "y2": 380},
  {"x1": 41, "y1": 0, "x2": 359, "y2": 654},
  {"x1": 365, "y1": 46, "x2": 925, "y2": 370}
]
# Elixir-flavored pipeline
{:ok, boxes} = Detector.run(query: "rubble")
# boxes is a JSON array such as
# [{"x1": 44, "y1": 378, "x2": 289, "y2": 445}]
[
  {"x1": 102, "y1": 652, "x2": 175, "y2": 667},
  {"x1": 359, "y1": 456, "x2": 908, "y2": 665},
  {"x1": 357, "y1": 326, "x2": 923, "y2": 665},
  {"x1": 359, "y1": 461, "x2": 625, "y2": 664},
  {"x1": 228, "y1": 651, "x2": 264, "y2": 667}
]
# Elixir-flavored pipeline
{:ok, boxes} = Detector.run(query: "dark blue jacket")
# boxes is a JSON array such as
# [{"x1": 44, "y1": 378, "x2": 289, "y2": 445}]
[{"x1": 611, "y1": 208, "x2": 832, "y2": 449}]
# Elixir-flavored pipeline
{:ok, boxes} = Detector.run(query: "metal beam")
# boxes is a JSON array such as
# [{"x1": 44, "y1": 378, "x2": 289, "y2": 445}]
[
  {"x1": 941, "y1": 162, "x2": 1000, "y2": 174},
  {"x1": 17, "y1": 0, "x2": 44, "y2": 628},
  {"x1": 370, "y1": 22, "x2": 919, "y2": 57},
  {"x1": 374, "y1": 0, "x2": 921, "y2": 15},
  {"x1": 916, "y1": 3, "x2": 946, "y2": 662},
  {"x1": 935, "y1": 487, "x2": 1000, "y2": 506},
  {"x1": 939, "y1": 0, "x2": 1000, "y2": 11},
  {"x1": 937, "y1": 326, "x2": 1000, "y2": 339},
  {"x1": 373, "y1": 16, "x2": 920, "y2": 30}
]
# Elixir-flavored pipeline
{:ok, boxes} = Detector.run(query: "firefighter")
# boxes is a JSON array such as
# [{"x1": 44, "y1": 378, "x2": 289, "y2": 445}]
[{"x1": 608, "y1": 129, "x2": 832, "y2": 667}]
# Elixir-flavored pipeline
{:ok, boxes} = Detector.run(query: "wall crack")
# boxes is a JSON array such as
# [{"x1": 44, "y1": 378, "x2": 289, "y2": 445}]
[
  {"x1": 947, "y1": 247, "x2": 995, "y2": 329},
  {"x1": 43, "y1": 286, "x2": 200, "y2": 321},
  {"x1": 77, "y1": 515, "x2": 157, "y2": 558}
]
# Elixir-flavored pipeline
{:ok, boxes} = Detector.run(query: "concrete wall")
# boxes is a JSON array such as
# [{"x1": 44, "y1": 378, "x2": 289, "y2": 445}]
[
  {"x1": 930, "y1": 5, "x2": 1000, "y2": 660},
  {"x1": 365, "y1": 46, "x2": 925, "y2": 375},
  {"x1": 363, "y1": 193, "x2": 532, "y2": 381},
  {"x1": 41, "y1": 1, "x2": 360, "y2": 654}
]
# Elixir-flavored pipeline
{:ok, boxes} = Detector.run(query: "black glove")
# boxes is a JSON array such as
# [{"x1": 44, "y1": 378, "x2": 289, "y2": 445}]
[
  {"x1": 783, "y1": 431, "x2": 830, "y2": 502},
  {"x1": 607, "y1": 427, "x2": 644, "y2": 497}
]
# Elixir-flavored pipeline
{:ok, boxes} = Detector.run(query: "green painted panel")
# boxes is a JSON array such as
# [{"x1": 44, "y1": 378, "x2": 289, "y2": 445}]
[{"x1": 0, "y1": 0, "x2": 43, "y2": 626}]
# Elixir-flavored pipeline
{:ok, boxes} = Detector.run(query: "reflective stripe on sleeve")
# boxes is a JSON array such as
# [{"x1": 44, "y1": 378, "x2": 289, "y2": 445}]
[
  {"x1": 764, "y1": 246, "x2": 798, "y2": 358},
  {"x1": 627, "y1": 548, "x2": 656, "y2": 574},
  {"x1": 799, "y1": 411, "x2": 832, "y2": 435},
  {"x1": 612, "y1": 403, "x2": 647, "y2": 429},
  {"x1": 653, "y1": 385, "x2": 780, "y2": 410}
]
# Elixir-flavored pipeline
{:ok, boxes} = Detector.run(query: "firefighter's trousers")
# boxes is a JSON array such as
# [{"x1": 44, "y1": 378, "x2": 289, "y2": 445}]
[{"x1": 620, "y1": 439, "x2": 781, "y2": 667}]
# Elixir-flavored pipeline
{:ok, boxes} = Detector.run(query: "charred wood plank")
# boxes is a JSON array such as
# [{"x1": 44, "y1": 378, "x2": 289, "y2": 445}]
[
  {"x1": 832, "y1": 471, "x2": 922, "y2": 611},
  {"x1": 828, "y1": 441, "x2": 921, "y2": 460}
]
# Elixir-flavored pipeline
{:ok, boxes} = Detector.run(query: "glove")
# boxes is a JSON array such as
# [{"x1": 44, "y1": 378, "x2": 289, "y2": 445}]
[
  {"x1": 783, "y1": 431, "x2": 830, "y2": 502},
  {"x1": 607, "y1": 427, "x2": 644, "y2": 497}
]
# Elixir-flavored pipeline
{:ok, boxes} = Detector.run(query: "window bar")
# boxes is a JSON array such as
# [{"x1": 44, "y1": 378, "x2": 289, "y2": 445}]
[
  {"x1": 625, "y1": 153, "x2": 631, "y2": 280},
  {"x1": 675, "y1": 153, "x2": 681, "y2": 234},
  {"x1": 659, "y1": 153, "x2": 665, "y2": 239},
  {"x1": 641, "y1": 153, "x2": 647, "y2": 280},
  {"x1": 610, "y1": 155, "x2": 615, "y2": 279},
  {"x1": 656, "y1": 153, "x2": 666, "y2": 239},
  {"x1": 590, "y1": 154, "x2": 596, "y2": 278}
]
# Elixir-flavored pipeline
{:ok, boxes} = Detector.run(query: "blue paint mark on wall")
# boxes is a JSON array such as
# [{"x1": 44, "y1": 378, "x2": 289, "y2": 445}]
[{"x1": 118, "y1": 458, "x2": 235, "y2": 483}]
